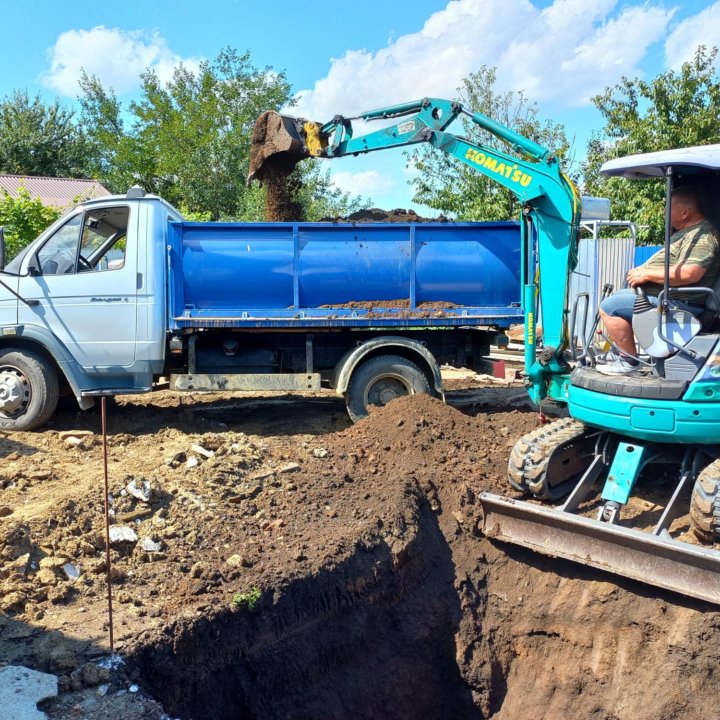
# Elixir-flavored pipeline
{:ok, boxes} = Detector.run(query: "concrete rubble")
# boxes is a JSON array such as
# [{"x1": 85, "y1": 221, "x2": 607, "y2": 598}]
[{"x1": 0, "y1": 665, "x2": 58, "y2": 720}]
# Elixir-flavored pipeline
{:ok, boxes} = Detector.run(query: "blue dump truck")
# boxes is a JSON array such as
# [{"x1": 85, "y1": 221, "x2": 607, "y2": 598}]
[{"x1": 0, "y1": 188, "x2": 522, "y2": 430}]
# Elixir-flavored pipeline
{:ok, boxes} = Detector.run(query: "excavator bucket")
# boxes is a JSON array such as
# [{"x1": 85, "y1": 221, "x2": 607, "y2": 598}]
[
  {"x1": 248, "y1": 111, "x2": 326, "y2": 184},
  {"x1": 479, "y1": 492, "x2": 720, "y2": 605}
]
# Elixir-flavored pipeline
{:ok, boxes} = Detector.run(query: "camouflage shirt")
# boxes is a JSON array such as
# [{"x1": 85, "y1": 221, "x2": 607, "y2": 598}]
[{"x1": 640, "y1": 219, "x2": 720, "y2": 301}]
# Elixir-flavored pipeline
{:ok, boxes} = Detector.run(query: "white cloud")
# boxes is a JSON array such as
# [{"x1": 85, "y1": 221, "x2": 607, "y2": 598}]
[
  {"x1": 330, "y1": 169, "x2": 394, "y2": 200},
  {"x1": 291, "y1": 0, "x2": 674, "y2": 121},
  {"x1": 41, "y1": 26, "x2": 203, "y2": 96},
  {"x1": 665, "y1": 1, "x2": 720, "y2": 69}
]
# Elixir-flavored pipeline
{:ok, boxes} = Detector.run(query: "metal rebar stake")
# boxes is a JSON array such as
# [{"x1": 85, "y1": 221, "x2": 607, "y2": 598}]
[{"x1": 101, "y1": 397, "x2": 115, "y2": 653}]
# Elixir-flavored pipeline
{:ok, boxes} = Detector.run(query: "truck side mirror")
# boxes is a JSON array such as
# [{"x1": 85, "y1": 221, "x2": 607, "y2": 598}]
[
  {"x1": 0, "y1": 227, "x2": 5, "y2": 271},
  {"x1": 27, "y1": 255, "x2": 40, "y2": 276}
]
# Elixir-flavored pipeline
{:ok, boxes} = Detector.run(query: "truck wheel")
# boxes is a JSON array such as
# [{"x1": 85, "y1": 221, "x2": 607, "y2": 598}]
[
  {"x1": 345, "y1": 355, "x2": 431, "y2": 422},
  {"x1": 508, "y1": 417, "x2": 592, "y2": 500},
  {"x1": 690, "y1": 459, "x2": 720, "y2": 544},
  {"x1": 0, "y1": 350, "x2": 59, "y2": 431}
]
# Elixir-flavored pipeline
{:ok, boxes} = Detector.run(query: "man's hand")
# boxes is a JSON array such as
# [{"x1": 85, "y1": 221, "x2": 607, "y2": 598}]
[{"x1": 626, "y1": 267, "x2": 648, "y2": 287}]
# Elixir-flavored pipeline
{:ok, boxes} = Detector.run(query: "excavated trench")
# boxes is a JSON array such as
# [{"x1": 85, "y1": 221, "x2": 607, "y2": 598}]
[
  {"x1": 128, "y1": 473, "x2": 720, "y2": 720},
  {"x1": 131, "y1": 485, "x2": 482, "y2": 720}
]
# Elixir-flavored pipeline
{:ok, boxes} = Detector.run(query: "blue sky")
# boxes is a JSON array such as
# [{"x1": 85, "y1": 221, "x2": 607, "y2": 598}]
[{"x1": 2, "y1": 0, "x2": 720, "y2": 212}]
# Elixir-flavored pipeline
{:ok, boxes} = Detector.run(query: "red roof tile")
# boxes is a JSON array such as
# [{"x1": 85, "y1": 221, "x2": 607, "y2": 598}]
[{"x1": 0, "y1": 175, "x2": 111, "y2": 209}]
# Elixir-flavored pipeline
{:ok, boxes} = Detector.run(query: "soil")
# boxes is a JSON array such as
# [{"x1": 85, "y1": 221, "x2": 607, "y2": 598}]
[
  {"x1": 319, "y1": 207, "x2": 449, "y2": 223},
  {"x1": 1, "y1": 374, "x2": 720, "y2": 719},
  {"x1": 248, "y1": 110, "x2": 305, "y2": 222}
]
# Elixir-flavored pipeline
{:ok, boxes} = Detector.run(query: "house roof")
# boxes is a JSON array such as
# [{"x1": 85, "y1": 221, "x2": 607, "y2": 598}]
[{"x1": 0, "y1": 175, "x2": 111, "y2": 208}]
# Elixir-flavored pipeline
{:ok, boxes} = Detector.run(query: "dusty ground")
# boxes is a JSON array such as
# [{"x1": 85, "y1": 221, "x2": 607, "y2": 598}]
[{"x1": 1, "y1": 369, "x2": 719, "y2": 719}]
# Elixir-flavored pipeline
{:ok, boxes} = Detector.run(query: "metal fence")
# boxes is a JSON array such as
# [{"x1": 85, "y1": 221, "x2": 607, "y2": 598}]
[
  {"x1": 635, "y1": 245, "x2": 662, "y2": 265},
  {"x1": 568, "y1": 222, "x2": 639, "y2": 343}
]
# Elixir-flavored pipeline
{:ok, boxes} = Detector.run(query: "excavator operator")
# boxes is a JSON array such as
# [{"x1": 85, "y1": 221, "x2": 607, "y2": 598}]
[{"x1": 596, "y1": 186, "x2": 720, "y2": 376}]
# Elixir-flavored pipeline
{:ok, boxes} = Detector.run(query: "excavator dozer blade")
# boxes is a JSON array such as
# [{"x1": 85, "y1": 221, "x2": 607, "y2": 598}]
[
  {"x1": 248, "y1": 111, "x2": 324, "y2": 184},
  {"x1": 480, "y1": 492, "x2": 720, "y2": 605}
]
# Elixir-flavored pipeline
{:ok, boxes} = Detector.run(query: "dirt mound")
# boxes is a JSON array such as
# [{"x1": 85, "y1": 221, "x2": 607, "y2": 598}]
[
  {"x1": 319, "y1": 207, "x2": 448, "y2": 223},
  {"x1": 328, "y1": 394, "x2": 529, "y2": 506}
]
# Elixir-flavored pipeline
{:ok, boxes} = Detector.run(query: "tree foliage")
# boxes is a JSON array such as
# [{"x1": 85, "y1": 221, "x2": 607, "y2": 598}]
[
  {"x1": 0, "y1": 90, "x2": 87, "y2": 177},
  {"x1": 408, "y1": 67, "x2": 571, "y2": 220},
  {"x1": 79, "y1": 47, "x2": 361, "y2": 221},
  {"x1": 0, "y1": 186, "x2": 61, "y2": 261},
  {"x1": 583, "y1": 46, "x2": 720, "y2": 244},
  {"x1": 80, "y1": 48, "x2": 293, "y2": 220},
  {"x1": 294, "y1": 164, "x2": 367, "y2": 221}
]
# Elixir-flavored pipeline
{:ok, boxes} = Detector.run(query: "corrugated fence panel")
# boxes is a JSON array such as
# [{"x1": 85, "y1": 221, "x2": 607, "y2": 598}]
[{"x1": 569, "y1": 238, "x2": 636, "y2": 342}]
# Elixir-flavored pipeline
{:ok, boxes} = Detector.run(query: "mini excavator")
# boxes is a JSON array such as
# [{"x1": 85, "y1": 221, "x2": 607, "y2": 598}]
[{"x1": 249, "y1": 98, "x2": 720, "y2": 603}]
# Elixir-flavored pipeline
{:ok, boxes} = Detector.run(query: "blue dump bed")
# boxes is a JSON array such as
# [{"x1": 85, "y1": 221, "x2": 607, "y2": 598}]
[{"x1": 167, "y1": 221, "x2": 523, "y2": 330}]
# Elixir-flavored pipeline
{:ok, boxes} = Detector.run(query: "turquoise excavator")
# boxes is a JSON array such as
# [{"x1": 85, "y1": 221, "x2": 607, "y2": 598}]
[{"x1": 249, "y1": 98, "x2": 720, "y2": 603}]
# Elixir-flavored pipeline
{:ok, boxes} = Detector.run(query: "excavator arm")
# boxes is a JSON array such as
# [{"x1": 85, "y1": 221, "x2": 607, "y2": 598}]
[{"x1": 249, "y1": 97, "x2": 582, "y2": 405}]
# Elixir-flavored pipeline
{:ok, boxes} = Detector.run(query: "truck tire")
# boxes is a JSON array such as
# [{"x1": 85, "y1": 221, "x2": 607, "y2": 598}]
[
  {"x1": 690, "y1": 458, "x2": 720, "y2": 544},
  {"x1": 508, "y1": 417, "x2": 592, "y2": 500},
  {"x1": 345, "y1": 355, "x2": 432, "y2": 422},
  {"x1": 0, "y1": 349, "x2": 59, "y2": 431}
]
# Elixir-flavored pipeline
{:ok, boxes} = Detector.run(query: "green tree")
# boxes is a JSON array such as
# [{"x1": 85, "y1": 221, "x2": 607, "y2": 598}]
[
  {"x1": 408, "y1": 67, "x2": 571, "y2": 220},
  {"x1": 0, "y1": 90, "x2": 88, "y2": 177},
  {"x1": 80, "y1": 48, "x2": 294, "y2": 219},
  {"x1": 583, "y1": 46, "x2": 720, "y2": 244},
  {"x1": 295, "y1": 164, "x2": 367, "y2": 221},
  {"x1": 80, "y1": 48, "x2": 367, "y2": 221},
  {"x1": 0, "y1": 186, "x2": 61, "y2": 261}
]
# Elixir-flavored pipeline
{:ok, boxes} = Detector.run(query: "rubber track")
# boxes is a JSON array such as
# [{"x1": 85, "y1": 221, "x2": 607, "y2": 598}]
[
  {"x1": 689, "y1": 458, "x2": 720, "y2": 543},
  {"x1": 508, "y1": 417, "x2": 587, "y2": 499}
]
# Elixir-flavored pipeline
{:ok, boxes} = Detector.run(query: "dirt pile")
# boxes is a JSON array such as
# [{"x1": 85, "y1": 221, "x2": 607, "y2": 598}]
[
  {"x1": 319, "y1": 207, "x2": 448, "y2": 223},
  {"x1": 1, "y1": 385, "x2": 720, "y2": 719}
]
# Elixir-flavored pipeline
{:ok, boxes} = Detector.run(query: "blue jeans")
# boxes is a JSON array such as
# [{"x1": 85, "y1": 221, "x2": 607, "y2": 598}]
[{"x1": 599, "y1": 288, "x2": 704, "y2": 323}]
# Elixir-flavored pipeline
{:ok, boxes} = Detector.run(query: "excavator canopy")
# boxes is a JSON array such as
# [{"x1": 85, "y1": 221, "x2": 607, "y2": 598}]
[{"x1": 600, "y1": 144, "x2": 720, "y2": 178}]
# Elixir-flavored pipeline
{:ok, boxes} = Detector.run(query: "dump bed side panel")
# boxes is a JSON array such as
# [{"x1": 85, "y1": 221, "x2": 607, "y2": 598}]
[{"x1": 167, "y1": 221, "x2": 522, "y2": 329}]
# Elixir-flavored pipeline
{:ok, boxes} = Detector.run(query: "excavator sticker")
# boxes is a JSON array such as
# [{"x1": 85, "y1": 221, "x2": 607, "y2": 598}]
[
  {"x1": 464, "y1": 148, "x2": 534, "y2": 187},
  {"x1": 397, "y1": 121, "x2": 417, "y2": 135}
]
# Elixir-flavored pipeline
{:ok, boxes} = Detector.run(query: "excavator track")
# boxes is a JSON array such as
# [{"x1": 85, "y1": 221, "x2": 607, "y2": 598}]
[
  {"x1": 508, "y1": 417, "x2": 599, "y2": 500},
  {"x1": 690, "y1": 458, "x2": 720, "y2": 543}
]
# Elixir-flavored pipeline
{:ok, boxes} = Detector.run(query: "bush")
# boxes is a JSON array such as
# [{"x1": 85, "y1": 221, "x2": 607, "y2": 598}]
[{"x1": 0, "y1": 186, "x2": 61, "y2": 262}]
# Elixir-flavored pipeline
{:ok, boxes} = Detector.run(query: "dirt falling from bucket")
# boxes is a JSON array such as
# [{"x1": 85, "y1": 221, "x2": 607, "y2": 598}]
[
  {"x1": 261, "y1": 157, "x2": 304, "y2": 222},
  {"x1": 248, "y1": 110, "x2": 306, "y2": 222}
]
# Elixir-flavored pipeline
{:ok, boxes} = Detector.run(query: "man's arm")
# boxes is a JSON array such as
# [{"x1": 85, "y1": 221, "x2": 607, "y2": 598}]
[{"x1": 626, "y1": 263, "x2": 706, "y2": 288}]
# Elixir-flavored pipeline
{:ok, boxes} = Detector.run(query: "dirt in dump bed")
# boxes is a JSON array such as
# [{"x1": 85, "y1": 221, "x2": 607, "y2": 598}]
[
  {"x1": 319, "y1": 207, "x2": 449, "y2": 223},
  {"x1": 318, "y1": 299, "x2": 461, "y2": 310},
  {"x1": 2, "y1": 380, "x2": 720, "y2": 719}
]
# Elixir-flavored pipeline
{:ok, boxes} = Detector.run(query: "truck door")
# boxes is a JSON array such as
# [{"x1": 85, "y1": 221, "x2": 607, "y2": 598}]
[{"x1": 17, "y1": 204, "x2": 138, "y2": 371}]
